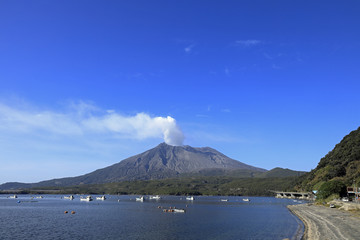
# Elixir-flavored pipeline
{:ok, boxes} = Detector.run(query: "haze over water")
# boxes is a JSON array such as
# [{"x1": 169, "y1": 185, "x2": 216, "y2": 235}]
[{"x1": 0, "y1": 195, "x2": 303, "y2": 240}]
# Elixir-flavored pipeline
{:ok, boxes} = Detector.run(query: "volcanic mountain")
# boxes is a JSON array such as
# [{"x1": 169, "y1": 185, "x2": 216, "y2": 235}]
[{"x1": 0, "y1": 143, "x2": 266, "y2": 189}]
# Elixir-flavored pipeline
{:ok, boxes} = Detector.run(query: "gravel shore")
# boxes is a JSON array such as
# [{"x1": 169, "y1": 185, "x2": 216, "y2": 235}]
[{"x1": 288, "y1": 203, "x2": 360, "y2": 240}]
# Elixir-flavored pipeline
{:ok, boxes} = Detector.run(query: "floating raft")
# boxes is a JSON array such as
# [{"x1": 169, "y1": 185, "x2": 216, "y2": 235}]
[{"x1": 163, "y1": 208, "x2": 186, "y2": 213}]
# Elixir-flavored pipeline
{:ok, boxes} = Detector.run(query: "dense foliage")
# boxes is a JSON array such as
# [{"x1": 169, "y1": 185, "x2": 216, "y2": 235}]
[
  {"x1": 299, "y1": 127, "x2": 360, "y2": 199},
  {"x1": 316, "y1": 180, "x2": 347, "y2": 199},
  {"x1": 25, "y1": 175, "x2": 302, "y2": 196}
]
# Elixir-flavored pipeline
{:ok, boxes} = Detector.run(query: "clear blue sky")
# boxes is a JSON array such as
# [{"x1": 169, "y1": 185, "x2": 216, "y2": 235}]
[{"x1": 1, "y1": 0, "x2": 359, "y2": 183}]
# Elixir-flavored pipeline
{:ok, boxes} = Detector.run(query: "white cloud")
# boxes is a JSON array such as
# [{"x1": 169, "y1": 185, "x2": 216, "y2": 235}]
[
  {"x1": 0, "y1": 103, "x2": 83, "y2": 135},
  {"x1": 0, "y1": 101, "x2": 184, "y2": 146},
  {"x1": 235, "y1": 39, "x2": 263, "y2": 47},
  {"x1": 0, "y1": 100, "x2": 187, "y2": 183},
  {"x1": 184, "y1": 44, "x2": 195, "y2": 53}
]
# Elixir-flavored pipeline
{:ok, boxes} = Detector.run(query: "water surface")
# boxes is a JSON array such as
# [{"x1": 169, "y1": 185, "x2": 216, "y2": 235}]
[{"x1": 0, "y1": 195, "x2": 304, "y2": 240}]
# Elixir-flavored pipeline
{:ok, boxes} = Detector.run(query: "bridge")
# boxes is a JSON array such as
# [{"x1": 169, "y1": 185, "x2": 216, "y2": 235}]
[{"x1": 274, "y1": 191, "x2": 314, "y2": 200}]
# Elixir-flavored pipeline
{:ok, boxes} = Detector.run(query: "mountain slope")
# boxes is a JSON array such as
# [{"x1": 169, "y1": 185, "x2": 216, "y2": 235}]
[
  {"x1": 0, "y1": 143, "x2": 266, "y2": 189},
  {"x1": 256, "y1": 167, "x2": 306, "y2": 178},
  {"x1": 300, "y1": 126, "x2": 360, "y2": 190}
]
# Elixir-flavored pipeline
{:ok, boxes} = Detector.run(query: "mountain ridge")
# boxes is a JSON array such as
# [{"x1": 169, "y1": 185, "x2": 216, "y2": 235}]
[{"x1": 0, "y1": 142, "x2": 267, "y2": 190}]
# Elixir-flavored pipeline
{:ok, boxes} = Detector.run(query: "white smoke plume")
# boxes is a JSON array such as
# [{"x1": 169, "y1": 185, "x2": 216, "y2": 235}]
[
  {"x1": 0, "y1": 101, "x2": 185, "y2": 146},
  {"x1": 83, "y1": 113, "x2": 184, "y2": 146}
]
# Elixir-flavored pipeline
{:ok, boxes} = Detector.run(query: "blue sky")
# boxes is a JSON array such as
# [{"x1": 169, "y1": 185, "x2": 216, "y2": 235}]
[{"x1": 1, "y1": 1, "x2": 360, "y2": 183}]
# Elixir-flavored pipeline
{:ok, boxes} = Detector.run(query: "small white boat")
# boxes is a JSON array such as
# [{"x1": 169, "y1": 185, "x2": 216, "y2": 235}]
[
  {"x1": 186, "y1": 196, "x2": 194, "y2": 201},
  {"x1": 64, "y1": 195, "x2": 74, "y2": 200},
  {"x1": 163, "y1": 208, "x2": 186, "y2": 213},
  {"x1": 136, "y1": 196, "x2": 144, "y2": 202},
  {"x1": 221, "y1": 199, "x2": 228, "y2": 202},
  {"x1": 242, "y1": 198, "x2": 250, "y2": 202},
  {"x1": 9, "y1": 195, "x2": 17, "y2": 199},
  {"x1": 173, "y1": 208, "x2": 186, "y2": 213},
  {"x1": 80, "y1": 196, "x2": 93, "y2": 202},
  {"x1": 36, "y1": 196, "x2": 43, "y2": 199},
  {"x1": 149, "y1": 195, "x2": 161, "y2": 200},
  {"x1": 96, "y1": 195, "x2": 106, "y2": 201}
]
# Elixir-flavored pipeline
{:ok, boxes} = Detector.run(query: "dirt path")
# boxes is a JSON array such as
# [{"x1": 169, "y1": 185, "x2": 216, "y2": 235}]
[{"x1": 288, "y1": 204, "x2": 360, "y2": 240}]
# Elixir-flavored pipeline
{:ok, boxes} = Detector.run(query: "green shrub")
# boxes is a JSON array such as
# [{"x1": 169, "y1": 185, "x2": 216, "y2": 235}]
[{"x1": 317, "y1": 180, "x2": 346, "y2": 199}]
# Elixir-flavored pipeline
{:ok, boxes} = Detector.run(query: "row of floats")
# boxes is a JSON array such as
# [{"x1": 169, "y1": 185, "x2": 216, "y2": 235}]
[
  {"x1": 7, "y1": 194, "x2": 251, "y2": 203},
  {"x1": 135, "y1": 195, "x2": 195, "y2": 202},
  {"x1": 63, "y1": 195, "x2": 106, "y2": 201},
  {"x1": 7, "y1": 195, "x2": 106, "y2": 202},
  {"x1": 135, "y1": 195, "x2": 250, "y2": 202}
]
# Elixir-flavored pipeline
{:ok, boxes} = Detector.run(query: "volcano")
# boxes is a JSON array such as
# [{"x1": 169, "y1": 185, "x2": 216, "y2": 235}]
[{"x1": 0, "y1": 143, "x2": 266, "y2": 189}]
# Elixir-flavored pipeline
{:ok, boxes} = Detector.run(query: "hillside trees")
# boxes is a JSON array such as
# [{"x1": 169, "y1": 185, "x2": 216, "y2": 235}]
[{"x1": 316, "y1": 180, "x2": 347, "y2": 200}]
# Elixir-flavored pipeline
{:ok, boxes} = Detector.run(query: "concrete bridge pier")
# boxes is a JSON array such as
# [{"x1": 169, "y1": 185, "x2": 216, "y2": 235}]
[{"x1": 274, "y1": 191, "x2": 313, "y2": 200}]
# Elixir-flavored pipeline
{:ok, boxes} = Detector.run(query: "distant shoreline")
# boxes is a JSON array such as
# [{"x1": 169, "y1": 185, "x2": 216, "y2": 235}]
[{"x1": 288, "y1": 203, "x2": 360, "y2": 240}]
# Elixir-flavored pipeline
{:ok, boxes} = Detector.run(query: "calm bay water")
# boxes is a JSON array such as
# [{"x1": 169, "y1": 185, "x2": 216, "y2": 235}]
[{"x1": 0, "y1": 195, "x2": 303, "y2": 240}]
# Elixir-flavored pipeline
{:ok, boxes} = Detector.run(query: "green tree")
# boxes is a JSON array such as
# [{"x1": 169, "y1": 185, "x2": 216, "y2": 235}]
[{"x1": 317, "y1": 180, "x2": 347, "y2": 199}]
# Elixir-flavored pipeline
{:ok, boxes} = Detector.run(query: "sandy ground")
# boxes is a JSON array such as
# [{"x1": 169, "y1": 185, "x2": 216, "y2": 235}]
[{"x1": 288, "y1": 203, "x2": 360, "y2": 240}]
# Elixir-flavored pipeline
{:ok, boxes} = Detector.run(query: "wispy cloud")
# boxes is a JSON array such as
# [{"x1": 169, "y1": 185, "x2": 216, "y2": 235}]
[
  {"x1": 0, "y1": 100, "x2": 186, "y2": 183},
  {"x1": 0, "y1": 101, "x2": 184, "y2": 146},
  {"x1": 235, "y1": 39, "x2": 263, "y2": 47},
  {"x1": 184, "y1": 43, "x2": 196, "y2": 53},
  {"x1": 0, "y1": 102, "x2": 83, "y2": 135}
]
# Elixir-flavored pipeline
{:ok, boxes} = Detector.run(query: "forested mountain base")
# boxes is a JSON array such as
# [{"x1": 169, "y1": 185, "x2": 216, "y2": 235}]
[{"x1": 25, "y1": 176, "x2": 301, "y2": 196}]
